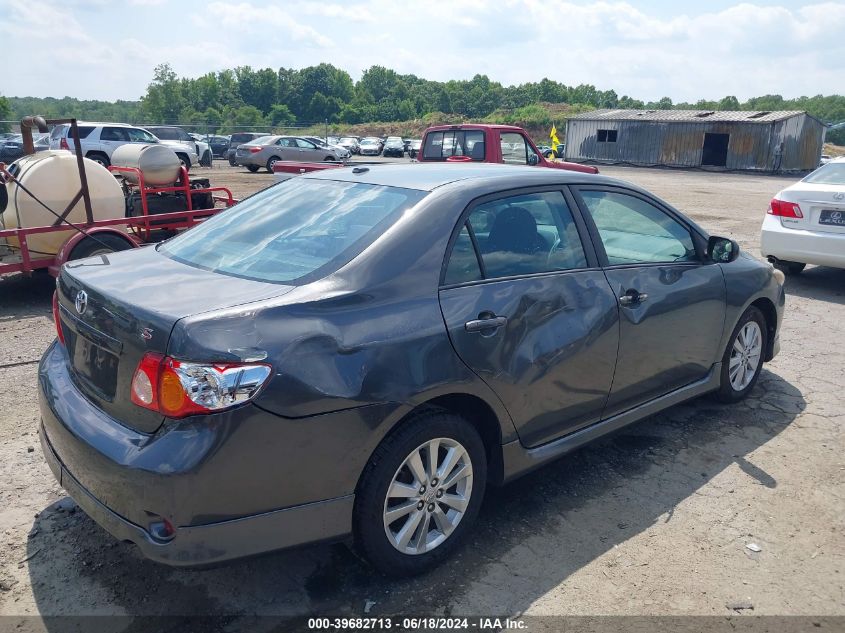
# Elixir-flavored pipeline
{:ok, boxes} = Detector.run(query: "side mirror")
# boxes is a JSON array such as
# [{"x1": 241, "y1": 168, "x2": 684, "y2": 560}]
[
  {"x1": 528, "y1": 154, "x2": 539, "y2": 166},
  {"x1": 708, "y1": 236, "x2": 740, "y2": 263}
]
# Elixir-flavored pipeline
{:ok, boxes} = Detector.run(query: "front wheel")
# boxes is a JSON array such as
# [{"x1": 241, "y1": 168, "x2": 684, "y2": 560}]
[
  {"x1": 176, "y1": 154, "x2": 191, "y2": 172},
  {"x1": 247, "y1": 165, "x2": 260, "y2": 173},
  {"x1": 353, "y1": 410, "x2": 487, "y2": 576},
  {"x1": 714, "y1": 306, "x2": 767, "y2": 403}
]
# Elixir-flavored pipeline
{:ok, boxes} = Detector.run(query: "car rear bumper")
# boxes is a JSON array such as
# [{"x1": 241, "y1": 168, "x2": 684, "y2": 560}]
[
  {"x1": 40, "y1": 422, "x2": 353, "y2": 566},
  {"x1": 37, "y1": 341, "x2": 357, "y2": 567},
  {"x1": 761, "y1": 214, "x2": 845, "y2": 269}
]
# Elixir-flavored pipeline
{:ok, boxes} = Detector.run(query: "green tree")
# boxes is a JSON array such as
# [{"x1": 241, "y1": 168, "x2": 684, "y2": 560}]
[
  {"x1": 0, "y1": 94, "x2": 13, "y2": 132},
  {"x1": 268, "y1": 104, "x2": 296, "y2": 126},
  {"x1": 141, "y1": 63, "x2": 186, "y2": 123},
  {"x1": 718, "y1": 95, "x2": 740, "y2": 110}
]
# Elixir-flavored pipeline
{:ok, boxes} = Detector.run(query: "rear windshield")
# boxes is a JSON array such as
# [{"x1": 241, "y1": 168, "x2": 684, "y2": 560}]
[
  {"x1": 422, "y1": 130, "x2": 485, "y2": 160},
  {"x1": 231, "y1": 133, "x2": 261, "y2": 143},
  {"x1": 160, "y1": 179, "x2": 428, "y2": 284},
  {"x1": 803, "y1": 163, "x2": 845, "y2": 185}
]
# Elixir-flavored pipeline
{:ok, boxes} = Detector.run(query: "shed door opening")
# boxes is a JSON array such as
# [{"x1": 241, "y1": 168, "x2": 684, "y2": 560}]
[{"x1": 702, "y1": 133, "x2": 729, "y2": 167}]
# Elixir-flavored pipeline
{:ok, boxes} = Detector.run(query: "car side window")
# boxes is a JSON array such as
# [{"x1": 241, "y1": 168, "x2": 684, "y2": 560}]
[
  {"x1": 500, "y1": 133, "x2": 528, "y2": 165},
  {"x1": 444, "y1": 191, "x2": 588, "y2": 283},
  {"x1": 580, "y1": 190, "x2": 698, "y2": 265},
  {"x1": 295, "y1": 139, "x2": 316, "y2": 149},
  {"x1": 101, "y1": 127, "x2": 128, "y2": 142},
  {"x1": 444, "y1": 225, "x2": 483, "y2": 285}
]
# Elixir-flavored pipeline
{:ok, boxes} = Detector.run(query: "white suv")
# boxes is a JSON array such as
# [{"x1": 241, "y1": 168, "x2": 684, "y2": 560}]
[
  {"x1": 143, "y1": 126, "x2": 211, "y2": 167},
  {"x1": 49, "y1": 122, "x2": 199, "y2": 169}
]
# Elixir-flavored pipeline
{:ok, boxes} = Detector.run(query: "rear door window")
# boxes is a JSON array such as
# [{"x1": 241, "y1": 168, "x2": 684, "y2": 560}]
[
  {"x1": 444, "y1": 191, "x2": 588, "y2": 283},
  {"x1": 101, "y1": 127, "x2": 129, "y2": 141}
]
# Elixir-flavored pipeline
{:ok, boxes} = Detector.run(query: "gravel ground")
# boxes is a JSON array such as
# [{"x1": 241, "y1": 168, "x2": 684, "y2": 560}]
[{"x1": 0, "y1": 160, "x2": 842, "y2": 626}]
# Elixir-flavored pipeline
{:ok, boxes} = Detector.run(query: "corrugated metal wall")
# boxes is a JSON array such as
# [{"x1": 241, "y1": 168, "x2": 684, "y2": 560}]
[{"x1": 565, "y1": 115, "x2": 823, "y2": 171}]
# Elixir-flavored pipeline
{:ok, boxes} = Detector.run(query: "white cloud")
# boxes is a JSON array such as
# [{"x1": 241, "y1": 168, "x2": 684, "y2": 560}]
[{"x1": 2, "y1": 0, "x2": 843, "y2": 103}]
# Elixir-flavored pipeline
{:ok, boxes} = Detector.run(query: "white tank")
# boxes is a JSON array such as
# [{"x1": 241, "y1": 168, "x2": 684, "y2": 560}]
[
  {"x1": 1, "y1": 151, "x2": 126, "y2": 256},
  {"x1": 111, "y1": 143, "x2": 181, "y2": 186}
]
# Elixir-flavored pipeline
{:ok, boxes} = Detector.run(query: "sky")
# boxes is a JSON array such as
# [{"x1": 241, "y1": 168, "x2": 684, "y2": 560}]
[{"x1": 1, "y1": 0, "x2": 843, "y2": 103}]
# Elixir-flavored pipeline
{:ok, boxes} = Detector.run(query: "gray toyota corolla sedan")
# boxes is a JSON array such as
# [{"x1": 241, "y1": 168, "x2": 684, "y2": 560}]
[{"x1": 39, "y1": 163, "x2": 785, "y2": 575}]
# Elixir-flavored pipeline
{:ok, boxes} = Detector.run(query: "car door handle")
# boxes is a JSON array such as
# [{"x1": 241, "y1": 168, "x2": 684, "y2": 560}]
[
  {"x1": 465, "y1": 316, "x2": 508, "y2": 333},
  {"x1": 618, "y1": 291, "x2": 648, "y2": 306}
]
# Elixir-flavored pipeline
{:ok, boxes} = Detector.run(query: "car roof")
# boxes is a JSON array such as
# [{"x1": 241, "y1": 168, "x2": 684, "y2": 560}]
[
  {"x1": 74, "y1": 122, "x2": 139, "y2": 128},
  {"x1": 423, "y1": 123, "x2": 528, "y2": 134},
  {"x1": 303, "y1": 162, "x2": 623, "y2": 192}
]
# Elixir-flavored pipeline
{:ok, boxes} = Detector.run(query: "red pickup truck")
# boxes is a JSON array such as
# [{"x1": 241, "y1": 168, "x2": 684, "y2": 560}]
[
  {"x1": 272, "y1": 123, "x2": 597, "y2": 179},
  {"x1": 418, "y1": 124, "x2": 598, "y2": 174}
]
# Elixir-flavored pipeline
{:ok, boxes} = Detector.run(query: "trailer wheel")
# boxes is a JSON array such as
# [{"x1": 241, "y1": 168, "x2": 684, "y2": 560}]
[{"x1": 69, "y1": 234, "x2": 133, "y2": 261}]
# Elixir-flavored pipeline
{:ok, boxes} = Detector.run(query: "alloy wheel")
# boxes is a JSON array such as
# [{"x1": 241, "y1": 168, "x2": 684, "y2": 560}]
[
  {"x1": 383, "y1": 437, "x2": 473, "y2": 555},
  {"x1": 729, "y1": 321, "x2": 762, "y2": 391}
]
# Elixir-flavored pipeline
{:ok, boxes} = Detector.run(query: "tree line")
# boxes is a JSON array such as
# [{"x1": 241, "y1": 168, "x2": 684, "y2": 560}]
[{"x1": 3, "y1": 63, "x2": 845, "y2": 144}]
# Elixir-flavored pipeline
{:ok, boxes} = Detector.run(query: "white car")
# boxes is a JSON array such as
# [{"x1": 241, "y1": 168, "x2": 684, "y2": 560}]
[
  {"x1": 761, "y1": 157, "x2": 845, "y2": 274},
  {"x1": 143, "y1": 126, "x2": 208, "y2": 168},
  {"x1": 48, "y1": 122, "x2": 191, "y2": 168}
]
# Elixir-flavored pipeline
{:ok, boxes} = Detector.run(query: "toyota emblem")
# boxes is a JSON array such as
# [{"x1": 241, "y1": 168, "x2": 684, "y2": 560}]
[
  {"x1": 834, "y1": 192, "x2": 844, "y2": 201},
  {"x1": 75, "y1": 290, "x2": 88, "y2": 315}
]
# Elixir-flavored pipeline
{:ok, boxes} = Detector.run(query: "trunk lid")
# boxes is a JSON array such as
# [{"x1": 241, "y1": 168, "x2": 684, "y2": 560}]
[
  {"x1": 781, "y1": 182, "x2": 845, "y2": 234},
  {"x1": 56, "y1": 245, "x2": 292, "y2": 433}
]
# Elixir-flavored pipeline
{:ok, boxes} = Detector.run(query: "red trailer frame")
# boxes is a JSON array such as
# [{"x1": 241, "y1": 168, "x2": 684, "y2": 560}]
[{"x1": 0, "y1": 116, "x2": 236, "y2": 277}]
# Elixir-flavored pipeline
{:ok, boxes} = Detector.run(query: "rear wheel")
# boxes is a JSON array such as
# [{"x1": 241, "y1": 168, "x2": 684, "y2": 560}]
[
  {"x1": 68, "y1": 234, "x2": 132, "y2": 261},
  {"x1": 714, "y1": 306, "x2": 767, "y2": 403},
  {"x1": 266, "y1": 156, "x2": 281, "y2": 173},
  {"x1": 228, "y1": 154, "x2": 237, "y2": 166},
  {"x1": 353, "y1": 410, "x2": 486, "y2": 576},
  {"x1": 86, "y1": 152, "x2": 110, "y2": 168},
  {"x1": 772, "y1": 260, "x2": 805, "y2": 275}
]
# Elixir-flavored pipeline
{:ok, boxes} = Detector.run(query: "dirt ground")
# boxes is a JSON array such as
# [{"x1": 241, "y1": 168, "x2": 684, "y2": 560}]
[{"x1": 0, "y1": 160, "x2": 842, "y2": 627}]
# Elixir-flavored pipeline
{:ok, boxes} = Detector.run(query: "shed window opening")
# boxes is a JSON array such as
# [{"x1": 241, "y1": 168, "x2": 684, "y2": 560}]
[{"x1": 597, "y1": 129, "x2": 618, "y2": 143}]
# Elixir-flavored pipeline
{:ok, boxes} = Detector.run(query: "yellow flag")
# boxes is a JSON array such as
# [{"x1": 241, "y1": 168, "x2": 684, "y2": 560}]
[{"x1": 550, "y1": 124, "x2": 560, "y2": 147}]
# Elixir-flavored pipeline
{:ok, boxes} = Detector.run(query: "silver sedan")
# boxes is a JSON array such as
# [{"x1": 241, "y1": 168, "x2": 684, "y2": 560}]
[{"x1": 235, "y1": 136, "x2": 344, "y2": 172}]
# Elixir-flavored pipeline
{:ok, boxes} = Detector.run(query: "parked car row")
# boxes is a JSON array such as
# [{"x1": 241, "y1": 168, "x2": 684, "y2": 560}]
[
  {"x1": 0, "y1": 132, "x2": 50, "y2": 163},
  {"x1": 49, "y1": 123, "x2": 200, "y2": 170}
]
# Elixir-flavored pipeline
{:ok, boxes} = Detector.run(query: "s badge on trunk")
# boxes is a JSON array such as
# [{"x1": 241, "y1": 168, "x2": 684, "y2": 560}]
[{"x1": 75, "y1": 290, "x2": 88, "y2": 315}]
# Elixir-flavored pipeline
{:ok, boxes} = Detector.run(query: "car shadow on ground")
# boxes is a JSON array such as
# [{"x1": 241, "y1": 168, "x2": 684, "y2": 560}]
[
  {"x1": 26, "y1": 368, "x2": 804, "y2": 628},
  {"x1": 0, "y1": 271, "x2": 54, "y2": 321},
  {"x1": 782, "y1": 266, "x2": 845, "y2": 306}
]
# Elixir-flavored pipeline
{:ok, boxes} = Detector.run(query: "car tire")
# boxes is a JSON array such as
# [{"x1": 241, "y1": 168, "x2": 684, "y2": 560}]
[
  {"x1": 353, "y1": 409, "x2": 487, "y2": 576},
  {"x1": 228, "y1": 154, "x2": 237, "y2": 167},
  {"x1": 175, "y1": 154, "x2": 191, "y2": 172},
  {"x1": 324, "y1": 156, "x2": 335, "y2": 162},
  {"x1": 247, "y1": 165, "x2": 260, "y2": 173},
  {"x1": 714, "y1": 306, "x2": 767, "y2": 403},
  {"x1": 201, "y1": 150, "x2": 212, "y2": 167},
  {"x1": 772, "y1": 260, "x2": 805, "y2": 276},
  {"x1": 266, "y1": 156, "x2": 281, "y2": 173},
  {"x1": 86, "y1": 152, "x2": 110, "y2": 168},
  {"x1": 68, "y1": 234, "x2": 132, "y2": 261}
]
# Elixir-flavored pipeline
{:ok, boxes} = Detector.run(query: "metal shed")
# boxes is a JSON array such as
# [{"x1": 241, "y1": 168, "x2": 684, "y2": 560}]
[{"x1": 564, "y1": 109, "x2": 826, "y2": 171}]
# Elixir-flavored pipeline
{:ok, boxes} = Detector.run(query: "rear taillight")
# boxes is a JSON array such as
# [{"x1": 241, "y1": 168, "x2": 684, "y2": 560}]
[
  {"x1": 60, "y1": 138, "x2": 69, "y2": 151},
  {"x1": 249, "y1": 146, "x2": 263, "y2": 153},
  {"x1": 52, "y1": 291, "x2": 64, "y2": 345},
  {"x1": 131, "y1": 353, "x2": 271, "y2": 418},
  {"x1": 768, "y1": 198, "x2": 803, "y2": 218}
]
